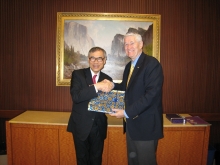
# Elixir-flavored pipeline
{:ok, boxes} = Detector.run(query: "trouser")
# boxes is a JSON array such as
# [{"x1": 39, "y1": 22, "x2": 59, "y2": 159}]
[
  {"x1": 126, "y1": 128, "x2": 158, "y2": 165},
  {"x1": 72, "y1": 122, "x2": 104, "y2": 165}
]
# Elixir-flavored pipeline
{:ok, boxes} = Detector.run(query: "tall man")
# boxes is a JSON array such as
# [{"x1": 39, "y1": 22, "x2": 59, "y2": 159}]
[
  {"x1": 67, "y1": 47, "x2": 113, "y2": 165},
  {"x1": 109, "y1": 33, "x2": 164, "y2": 165}
]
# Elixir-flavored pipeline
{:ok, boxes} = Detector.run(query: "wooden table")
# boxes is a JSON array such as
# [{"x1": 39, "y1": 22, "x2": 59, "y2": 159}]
[{"x1": 6, "y1": 111, "x2": 210, "y2": 165}]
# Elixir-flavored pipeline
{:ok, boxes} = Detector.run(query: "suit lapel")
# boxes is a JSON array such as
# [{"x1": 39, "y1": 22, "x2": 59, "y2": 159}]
[
  {"x1": 98, "y1": 72, "x2": 105, "y2": 82},
  {"x1": 84, "y1": 68, "x2": 93, "y2": 85}
]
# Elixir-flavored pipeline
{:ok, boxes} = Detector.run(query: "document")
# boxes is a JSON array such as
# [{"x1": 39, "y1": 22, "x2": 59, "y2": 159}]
[
  {"x1": 88, "y1": 90, "x2": 125, "y2": 113},
  {"x1": 185, "y1": 116, "x2": 210, "y2": 125}
]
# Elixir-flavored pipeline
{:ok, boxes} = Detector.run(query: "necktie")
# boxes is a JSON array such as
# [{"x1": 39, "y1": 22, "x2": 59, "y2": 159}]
[
  {"x1": 92, "y1": 75, "x2": 97, "y2": 84},
  {"x1": 125, "y1": 65, "x2": 134, "y2": 122},
  {"x1": 127, "y1": 64, "x2": 134, "y2": 86}
]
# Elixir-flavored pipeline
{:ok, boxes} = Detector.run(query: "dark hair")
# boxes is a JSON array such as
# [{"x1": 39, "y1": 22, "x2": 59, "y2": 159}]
[{"x1": 88, "y1": 47, "x2": 107, "y2": 58}]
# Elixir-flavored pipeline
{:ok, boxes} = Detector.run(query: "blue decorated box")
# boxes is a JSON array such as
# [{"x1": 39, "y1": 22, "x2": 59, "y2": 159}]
[{"x1": 88, "y1": 90, "x2": 125, "y2": 113}]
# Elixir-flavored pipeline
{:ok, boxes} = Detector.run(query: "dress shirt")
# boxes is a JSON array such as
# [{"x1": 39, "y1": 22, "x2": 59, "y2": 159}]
[{"x1": 90, "y1": 69, "x2": 100, "y2": 93}]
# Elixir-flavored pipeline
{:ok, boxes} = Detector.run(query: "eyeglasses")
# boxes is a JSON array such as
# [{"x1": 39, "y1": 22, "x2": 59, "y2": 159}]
[{"x1": 89, "y1": 57, "x2": 105, "y2": 62}]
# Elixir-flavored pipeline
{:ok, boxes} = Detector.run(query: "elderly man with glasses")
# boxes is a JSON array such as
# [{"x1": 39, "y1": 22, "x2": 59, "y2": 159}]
[{"x1": 67, "y1": 47, "x2": 113, "y2": 165}]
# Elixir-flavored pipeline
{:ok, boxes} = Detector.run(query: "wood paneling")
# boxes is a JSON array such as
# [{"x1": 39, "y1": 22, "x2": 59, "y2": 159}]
[
  {"x1": 157, "y1": 130, "x2": 181, "y2": 165},
  {"x1": 11, "y1": 127, "x2": 36, "y2": 165},
  {"x1": 6, "y1": 121, "x2": 210, "y2": 165},
  {"x1": 0, "y1": 110, "x2": 25, "y2": 119},
  {"x1": 35, "y1": 128, "x2": 59, "y2": 165},
  {"x1": 0, "y1": 110, "x2": 25, "y2": 145},
  {"x1": 59, "y1": 129, "x2": 76, "y2": 165},
  {"x1": 0, "y1": 0, "x2": 220, "y2": 142},
  {"x1": 107, "y1": 127, "x2": 127, "y2": 165}
]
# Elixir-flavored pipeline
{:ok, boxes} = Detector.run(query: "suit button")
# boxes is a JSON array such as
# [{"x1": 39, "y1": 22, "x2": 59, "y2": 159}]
[{"x1": 92, "y1": 118, "x2": 94, "y2": 121}]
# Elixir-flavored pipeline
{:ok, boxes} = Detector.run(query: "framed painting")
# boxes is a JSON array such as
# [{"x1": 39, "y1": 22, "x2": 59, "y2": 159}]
[{"x1": 56, "y1": 12, "x2": 161, "y2": 86}]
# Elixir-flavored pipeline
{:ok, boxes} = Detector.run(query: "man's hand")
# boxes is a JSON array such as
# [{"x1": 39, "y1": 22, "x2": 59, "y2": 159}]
[
  {"x1": 94, "y1": 79, "x2": 114, "y2": 92},
  {"x1": 109, "y1": 109, "x2": 125, "y2": 118}
]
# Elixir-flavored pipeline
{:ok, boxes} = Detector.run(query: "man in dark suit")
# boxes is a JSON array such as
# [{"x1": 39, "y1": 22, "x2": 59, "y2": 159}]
[
  {"x1": 109, "y1": 33, "x2": 164, "y2": 165},
  {"x1": 67, "y1": 47, "x2": 113, "y2": 165}
]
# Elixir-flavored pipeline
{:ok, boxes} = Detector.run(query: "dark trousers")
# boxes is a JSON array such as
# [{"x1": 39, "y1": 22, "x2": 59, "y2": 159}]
[
  {"x1": 126, "y1": 128, "x2": 158, "y2": 165},
  {"x1": 72, "y1": 122, "x2": 104, "y2": 165}
]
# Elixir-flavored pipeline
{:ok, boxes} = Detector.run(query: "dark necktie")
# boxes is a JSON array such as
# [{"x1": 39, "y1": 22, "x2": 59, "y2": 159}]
[{"x1": 92, "y1": 75, "x2": 97, "y2": 84}]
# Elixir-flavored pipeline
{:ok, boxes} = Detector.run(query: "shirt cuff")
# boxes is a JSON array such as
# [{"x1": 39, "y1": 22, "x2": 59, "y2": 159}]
[
  {"x1": 124, "y1": 111, "x2": 129, "y2": 118},
  {"x1": 94, "y1": 85, "x2": 98, "y2": 93},
  {"x1": 112, "y1": 82, "x2": 115, "y2": 88}
]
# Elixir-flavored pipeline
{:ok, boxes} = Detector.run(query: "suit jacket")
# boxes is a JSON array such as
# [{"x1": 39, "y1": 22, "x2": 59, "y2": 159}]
[
  {"x1": 114, "y1": 53, "x2": 164, "y2": 141},
  {"x1": 67, "y1": 68, "x2": 112, "y2": 141}
]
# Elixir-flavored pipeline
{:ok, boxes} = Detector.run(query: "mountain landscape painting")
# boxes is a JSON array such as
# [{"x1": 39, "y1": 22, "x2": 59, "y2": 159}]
[{"x1": 63, "y1": 20, "x2": 153, "y2": 81}]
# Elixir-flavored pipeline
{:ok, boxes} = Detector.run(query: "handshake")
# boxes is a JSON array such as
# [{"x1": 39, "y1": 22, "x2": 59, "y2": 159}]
[{"x1": 94, "y1": 79, "x2": 114, "y2": 92}]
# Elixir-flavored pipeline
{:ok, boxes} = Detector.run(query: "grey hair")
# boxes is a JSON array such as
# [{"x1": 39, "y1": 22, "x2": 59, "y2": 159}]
[
  {"x1": 123, "y1": 32, "x2": 142, "y2": 42},
  {"x1": 88, "y1": 47, "x2": 107, "y2": 58}
]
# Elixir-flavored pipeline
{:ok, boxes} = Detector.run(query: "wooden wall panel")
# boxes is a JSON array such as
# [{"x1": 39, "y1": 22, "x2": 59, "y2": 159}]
[
  {"x1": 107, "y1": 127, "x2": 127, "y2": 165},
  {"x1": 0, "y1": 0, "x2": 220, "y2": 143},
  {"x1": 59, "y1": 129, "x2": 76, "y2": 165},
  {"x1": 35, "y1": 128, "x2": 59, "y2": 165},
  {"x1": 157, "y1": 130, "x2": 181, "y2": 165},
  {"x1": 179, "y1": 130, "x2": 205, "y2": 165},
  {"x1": 11, "y1": 127, "x2": 36, "y2": 165}
]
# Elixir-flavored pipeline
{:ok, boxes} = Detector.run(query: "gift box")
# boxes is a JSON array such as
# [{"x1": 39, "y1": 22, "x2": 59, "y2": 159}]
[
  {"x1": 166, "y1": 114, "x2": 186, "y2": 124},
  {"x1": 88, "y1": 90, "x2": 125, "y2": 113}
]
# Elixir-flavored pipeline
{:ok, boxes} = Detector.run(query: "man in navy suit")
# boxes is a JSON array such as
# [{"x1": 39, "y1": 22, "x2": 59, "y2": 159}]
[
  {"x1": 67, "y1": 47, "x2": 113, "y2": 165},
  {"x1": 110, "y1": 33, "x2": 164, "y2": 165}
]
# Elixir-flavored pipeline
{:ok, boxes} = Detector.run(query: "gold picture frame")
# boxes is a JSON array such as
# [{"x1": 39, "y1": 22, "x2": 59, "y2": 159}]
[{"x1": 56, "y1": 12, "x2": 161, "y2": 86}]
